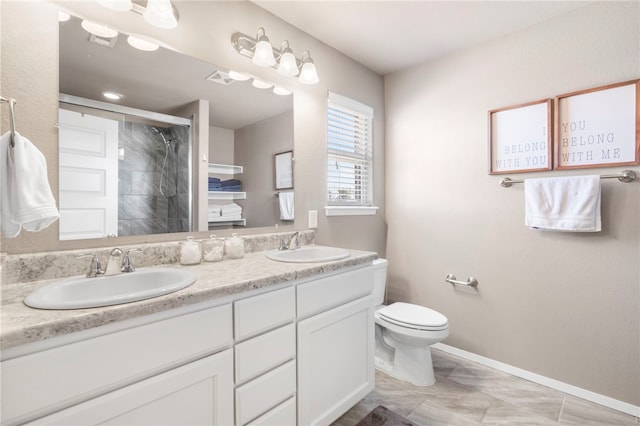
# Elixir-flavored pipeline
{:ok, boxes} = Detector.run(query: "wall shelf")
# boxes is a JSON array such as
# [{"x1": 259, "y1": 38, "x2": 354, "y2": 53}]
[
  {"x1": 208, "y1": 219, "x2": 246, "y2": 228},
  {"x1": 208, "y1": 191, "x2": 246, "y2": 201},
  {"x1": 208, "y1": 163, "x2": 243, "y2": 175}
]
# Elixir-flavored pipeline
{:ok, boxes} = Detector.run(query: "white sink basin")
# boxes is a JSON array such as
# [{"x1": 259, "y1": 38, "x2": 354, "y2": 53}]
[
  {"x1": 266, "y1": 245, "x2": 351, "y2": 263},
  {"x1": 24, "y1": 268, "x2": 197, "y2": 310}
]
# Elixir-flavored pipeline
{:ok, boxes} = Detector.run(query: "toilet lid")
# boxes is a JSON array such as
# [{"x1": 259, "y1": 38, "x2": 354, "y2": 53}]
[{"x1": 378, "y1": 302, "x2": 448, "y2": 329}]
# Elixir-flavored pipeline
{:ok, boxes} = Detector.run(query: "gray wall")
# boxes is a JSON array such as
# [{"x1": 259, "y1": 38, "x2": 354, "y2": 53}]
[
  {"x1": 235, "y1": 110, "x2": 294, "y2": 228},
  {"x1": 385, "y1": 2, "x2": 639, "y2": 405}
]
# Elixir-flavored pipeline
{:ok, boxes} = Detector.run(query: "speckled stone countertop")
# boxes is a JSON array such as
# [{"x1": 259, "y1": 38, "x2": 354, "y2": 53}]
[{"x1": 0, "y1": 246, "x2": 376, "y2": 350}]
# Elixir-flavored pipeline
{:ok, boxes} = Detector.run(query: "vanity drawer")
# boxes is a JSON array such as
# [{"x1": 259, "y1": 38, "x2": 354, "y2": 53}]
[
  {"x1": 1, "y1": 304, "x2": 232, "y2": 425},
  {"x1": 246, "y1": 396, "x2": 296, "y2": 426},
  {"x1": 234, "y1": 286, "x2": 295, "y2": 341},
  {"x1": 235, "y1": 323, "x2": 295, "y2": 385},
  {"x1": 235, "y1": 360, "x2": 296, "y2": 425},
  {"x1": 297, "y1": 265, "x2": 373, "y2": 318}
]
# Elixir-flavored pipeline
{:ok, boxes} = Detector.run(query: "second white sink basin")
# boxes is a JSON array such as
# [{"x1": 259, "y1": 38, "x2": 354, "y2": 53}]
[
  {"x1": 266, "y1": 245, "x2": 351, "y2": 263},
  {"x1": 24, "y1": 268, "x2": 197, "y2": 310}
]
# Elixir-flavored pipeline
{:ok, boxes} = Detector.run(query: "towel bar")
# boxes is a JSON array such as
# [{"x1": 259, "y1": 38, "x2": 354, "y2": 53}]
[
  {"x1": 500, "y1": 170, "x2": 636, "y2": 188},
  {"x1": 445, "y1": 274, "x2": 478, "y2": 287}
]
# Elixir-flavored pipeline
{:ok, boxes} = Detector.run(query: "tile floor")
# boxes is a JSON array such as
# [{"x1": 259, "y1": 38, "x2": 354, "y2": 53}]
[{"x1": 333, "y1": 349, "x2": 639, "y2": 425}]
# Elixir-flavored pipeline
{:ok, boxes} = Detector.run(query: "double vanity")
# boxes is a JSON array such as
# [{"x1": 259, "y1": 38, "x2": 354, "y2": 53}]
[{"x1": 0, "y1": 233, "x2": 377, "y2": 426}]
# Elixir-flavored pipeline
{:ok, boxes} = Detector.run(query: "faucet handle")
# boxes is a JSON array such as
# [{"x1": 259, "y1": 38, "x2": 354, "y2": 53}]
[
  {"x1": 121, "y1": 248, "x2": 142, "y2": 273},
  {"x1": 78, "y1": 253, "x2": 104, "y2": 278}
]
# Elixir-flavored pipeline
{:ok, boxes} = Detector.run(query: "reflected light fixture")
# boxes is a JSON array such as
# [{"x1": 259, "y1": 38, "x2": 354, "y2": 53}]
[
  {"x1": 127, "y1": 35, "x2": 159, "y2": 52},
  {"x1": 273, "y1": 87, "x2": 292, "y2": 96},
  {"x1": 228, "y1": 70, "x2": 251, "y2": 81},
  {"x1": 298, "y1": 51, "x2": 319, "y2": 85},
  {"x1": 81, "y1": 20, "x2": 118, "y2": 38},
  {"x1": 232, "y1": 27, "x2": 319, "y2": 84},
  {"x1": 58, "y1": 11, "x2": 71, "y2": 22},
  {"x1": 96, "y1": 0, "x2": 132, "y2": 12},
  {"x1": 252, "y1": 79, "x2": 273, "y2": 89},
  {"x1": 95, "y1": 0, "x2": 179, "y2": 30},
  {"x1": 252, "y1": 28, "x2": 276, "y2": 67},
  {"x1": 102, "y1": 91, "x2": 124, "y2": 100}
]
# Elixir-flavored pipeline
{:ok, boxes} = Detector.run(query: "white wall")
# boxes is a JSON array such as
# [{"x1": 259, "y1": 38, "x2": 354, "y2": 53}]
[{"x1": 385, "y1": 2, "x2": 639, "y2": 405}]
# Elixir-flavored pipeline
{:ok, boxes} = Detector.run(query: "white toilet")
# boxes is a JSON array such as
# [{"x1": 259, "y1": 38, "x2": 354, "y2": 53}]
[{"x1": 372, "y1": 258, "x2": 449, "y2": 386}]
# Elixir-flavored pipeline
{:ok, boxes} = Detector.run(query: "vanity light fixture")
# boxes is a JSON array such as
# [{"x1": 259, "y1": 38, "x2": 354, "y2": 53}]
[
  {"x1": 252, "y1": 28, "x2": 276, "y2": 67},
  {"x1": 127, "y1": 35, "x2": 159, "y2": 52},
  {"x1": 94, "y1": 0, "x2": 179, "y2": 30},
  {"x1": 58, "y1": 11, "x2": 71, "y2": 22},
  {"x1": 298, "y1": 51, "x2": 320, "y2": 85},
  {"x1": 81, "y1": 20, "x2": 119, "y2": 38},
  {"x1": 231, "y1": 27, "x2": 319, "y2": 84}
]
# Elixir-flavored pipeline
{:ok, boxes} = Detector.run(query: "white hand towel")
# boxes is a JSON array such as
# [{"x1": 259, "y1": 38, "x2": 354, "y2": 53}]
[
  {"x1": 278, "y1": 191, "x2": 294, "y2": 221},
  {"x1": 0, "y1": 132, "x2": 59, "y2": 237},
  {"x1": 524, "y1": 175, "x2": 601, "y2": 232}
]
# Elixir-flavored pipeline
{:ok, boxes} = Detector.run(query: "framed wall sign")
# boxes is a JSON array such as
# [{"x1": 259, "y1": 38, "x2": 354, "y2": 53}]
[
  {"x1": 274, "y1": 150, "x2": 293, "y2": 189},
  {"x1": 555, "y1": 80, "x2": 639, "y2": 169},
  {"x1": 489, "y1": 99, "x2": 552, "y2": 174}
]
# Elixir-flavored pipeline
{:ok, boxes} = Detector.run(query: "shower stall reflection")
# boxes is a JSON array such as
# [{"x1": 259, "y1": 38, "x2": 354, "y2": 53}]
[{"x1": 118, "y1": 122, "x2": 191, "y2": 236}]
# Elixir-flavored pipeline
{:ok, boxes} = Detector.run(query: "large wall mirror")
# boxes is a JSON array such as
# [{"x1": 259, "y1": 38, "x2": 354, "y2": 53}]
[{"x1": 59, "y1": 15, "x2": 294, "y2": 241}]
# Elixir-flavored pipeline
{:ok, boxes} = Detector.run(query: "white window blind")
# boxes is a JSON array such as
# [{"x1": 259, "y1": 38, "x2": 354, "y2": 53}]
[{"x1": 327, "y1": 92, "x2": 374, "y2": 206}]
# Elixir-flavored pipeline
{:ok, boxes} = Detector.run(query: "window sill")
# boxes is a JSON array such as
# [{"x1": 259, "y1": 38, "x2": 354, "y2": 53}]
[{"x1": 324, "y1": 206, "x2": 379, "y2": 217}]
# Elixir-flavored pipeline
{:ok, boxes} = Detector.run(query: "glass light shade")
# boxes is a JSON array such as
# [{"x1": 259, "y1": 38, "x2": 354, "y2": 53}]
[
  {"x1": 81, "y1": 20, "x2": 118, "y2": 38},
  {"x1": 102, "y1": 91, "x2": 124, "y2": 100},
  {"x1": 277, "y1": 51, "x2": 299, "y2": 77},
  {"x1": 273, "y1": 87, "x2": 292, "y2": 96},
  {"x1": 252, "y1": 40, "x2": 276, "y2": 67},
  {"x1": 143, "y1": 0, "x2": 178, "y2": 29},
  {"x1": 127, "y1": 36, "x2": 159, "y2": 52},
  {"x1": 299, "y1": 61, "x2": 319, "y2": 85},
  {"x1": 252, "y1": 79, "x2": 273, "y2": 89},
  {"x1": 58, "y1": 11, "x2": 70, "y2": 22},
  {"x1": 228, "y1": 70, "x2": 251, "y2": 81},
  {"x1": 96, "y1": 0, "x2": 133, "y2": 11}
]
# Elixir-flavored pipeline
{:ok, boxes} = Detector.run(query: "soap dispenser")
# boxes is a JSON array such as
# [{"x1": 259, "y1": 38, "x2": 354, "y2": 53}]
[
  {"x1": 203, "y1": 235, "x2": 225, "y2": 262},
  {"x1": 180, "y1": 236, "x2": 202, "y2": 265},
  {"x1": 224, "y1": 233, "x2": 244, "y2": 259}
]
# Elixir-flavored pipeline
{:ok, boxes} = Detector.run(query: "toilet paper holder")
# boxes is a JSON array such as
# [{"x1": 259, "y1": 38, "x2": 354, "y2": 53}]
[{"x1": 445, "y1": 274, "x2": 478, "y2": 287}]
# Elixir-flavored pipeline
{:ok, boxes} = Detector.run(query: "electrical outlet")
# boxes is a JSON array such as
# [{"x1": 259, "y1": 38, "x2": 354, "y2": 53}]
[{"x1": 308, "y1": 210, "x2": 318, "y2": 229}]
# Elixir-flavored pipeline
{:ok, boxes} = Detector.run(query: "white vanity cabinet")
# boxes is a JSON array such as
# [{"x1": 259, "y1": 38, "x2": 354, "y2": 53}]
[
  {"x1": 296, "y1": 266, "x2": 375, "y2": 426},
  {"x1": 233, "y1": 286, "x2": 297, "y2": 425},
  {"x1": 1, "y1": 261, "x2": 375, "y2": 426},
  {"x1": 1, "y1": 303, "x2": 234, "y2": 426}
]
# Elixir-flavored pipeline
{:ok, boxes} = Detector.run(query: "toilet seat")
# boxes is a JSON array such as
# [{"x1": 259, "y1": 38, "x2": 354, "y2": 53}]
[{"x1": 377, "y1": 302, "x2": 448, "y2": 331}]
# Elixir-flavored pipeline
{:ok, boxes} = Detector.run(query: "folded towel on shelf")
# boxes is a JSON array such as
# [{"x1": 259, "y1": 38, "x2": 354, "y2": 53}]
[
  {"x1": 278, "y1": 191, "x2": 294, "y2": 221},
  {"x1": 208, "y1": 214, "x2": 242, "y2": 222},
  {"x1": 1, "y1": 132, "x2": 59, "y2": 237},
  {"x1": 221, "y1": 179, "x2": 242, "y2": 187},
  {"x1": 208, "y1": 177, "x2": 221, "y2": 184},
  {"x1": 220, "y1": 203, "x2": 242, "y2": 215},
  {"x1": 219, "y1": 185, "x2": 242, "y2": 192},
  {"x1": 524, "y1": 175, "x2": 601, "y2": 232}
]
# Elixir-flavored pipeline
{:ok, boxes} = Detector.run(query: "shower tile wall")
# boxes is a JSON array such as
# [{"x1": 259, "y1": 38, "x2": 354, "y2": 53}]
[{"x1": 118, "y1": 122, "x2": 190, "y2": 236}]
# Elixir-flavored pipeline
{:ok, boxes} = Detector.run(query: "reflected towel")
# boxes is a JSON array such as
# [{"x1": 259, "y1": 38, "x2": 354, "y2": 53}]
[
  {"x1": 278, "y1": 191, "x2": 294, "y2": 221},
  {"x1": 1, "y1": 132, "x2": 59, "y2": 237},
  {"x1": 524, "y1": 175, "x2": 601, "y2": 232}
]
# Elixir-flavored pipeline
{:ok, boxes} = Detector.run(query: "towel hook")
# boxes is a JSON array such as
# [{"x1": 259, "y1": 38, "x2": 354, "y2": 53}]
[{"x1": 0, "y1": 96, "x2": 17, "y2": 148}]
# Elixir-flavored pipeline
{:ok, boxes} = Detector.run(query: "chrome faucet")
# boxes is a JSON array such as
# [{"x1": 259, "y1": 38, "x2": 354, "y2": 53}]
[
  {"x1": 79, "y1": 253, "x2": 104, "y2": 278},
  {"x1": 279, "y1": 231, "x2": 300, "y2": 250},
  {"x1": 121, "y1": 248, "x2": 142, "y2": 273}
]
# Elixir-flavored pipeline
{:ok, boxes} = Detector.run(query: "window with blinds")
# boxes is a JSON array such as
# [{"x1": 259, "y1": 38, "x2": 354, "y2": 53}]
[{"x1": 327, "y1": 92, "x2": 374, "y2": 206}]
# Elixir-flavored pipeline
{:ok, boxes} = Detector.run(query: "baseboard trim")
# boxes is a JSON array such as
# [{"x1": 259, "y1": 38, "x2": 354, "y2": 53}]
[{"x1": 432, "y1": 343, "x2": 640, "y2": 418}]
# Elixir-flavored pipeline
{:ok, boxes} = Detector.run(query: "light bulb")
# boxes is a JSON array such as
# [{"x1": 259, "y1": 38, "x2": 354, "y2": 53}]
[
  {"x1": 58, "y1": 11, "x2": 70, "y2": 22},
  {"x1": 253, "y1": 39, "x2": 276, "y2": 67},
  {"x1": 252, "y1": 79, "x2": 273, "y2": 89},
  {"x1": 273, "y1": 87, "x2": 292, "y2": 96},
  {"x1": 143, "y1": 0, "x2": 178, "y2": 29},
  {"x1": 277, "y1": 50, "x2": 299, "y2": 77},
  {"x1": 228, "y1": 71, "x2": 251, "y2": 81},
  {"x1": 299, "y1": 61, "x2": 319, "y2": 85}
]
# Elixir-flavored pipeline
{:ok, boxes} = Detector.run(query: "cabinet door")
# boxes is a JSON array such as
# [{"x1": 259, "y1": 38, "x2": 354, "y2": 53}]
[
  {"x1": 27, "y1": 349, "x2": 234, "y2": 426},
  {"x1": 297, "y1": 295, "x2": 374, "y2": 426}
]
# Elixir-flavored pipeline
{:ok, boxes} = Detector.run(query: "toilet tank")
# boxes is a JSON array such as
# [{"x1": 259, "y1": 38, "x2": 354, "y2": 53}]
[{"x1": 372, "y1": 258, "x2": 388, "y2": 306}]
